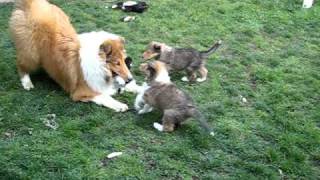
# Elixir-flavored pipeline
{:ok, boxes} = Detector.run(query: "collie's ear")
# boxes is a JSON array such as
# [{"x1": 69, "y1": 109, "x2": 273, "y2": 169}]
[{"x1": 100, "y1": 42, "x2": 112, "y2": 57}]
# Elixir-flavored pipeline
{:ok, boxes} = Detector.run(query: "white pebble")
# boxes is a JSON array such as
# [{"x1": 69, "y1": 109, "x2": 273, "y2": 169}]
[{"x1": 107, "y1": 152, "x2": 123, "y2": 159}]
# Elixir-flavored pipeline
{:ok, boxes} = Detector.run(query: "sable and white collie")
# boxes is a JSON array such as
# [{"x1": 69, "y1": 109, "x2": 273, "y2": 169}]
[{"x1": 9, "y1": 0, "x2": 133, "y2": 112}]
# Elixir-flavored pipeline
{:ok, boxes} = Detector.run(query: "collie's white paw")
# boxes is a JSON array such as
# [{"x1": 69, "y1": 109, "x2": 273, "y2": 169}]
[
  {"x1": 196, "y1": 77, "x2": 206, "y2": 82},
  {"x1": 181, "y1": 76, "x2": 189, "y2": 82},
  {"x1": 153, "y1": 122, "x2": 163, "y2": 132},
  {"x1": 21, "y1": 74, "x2": 34, "y2": 91},
  {"x1": 114, "y1": 103, "x2": 129, "y2": 112}
]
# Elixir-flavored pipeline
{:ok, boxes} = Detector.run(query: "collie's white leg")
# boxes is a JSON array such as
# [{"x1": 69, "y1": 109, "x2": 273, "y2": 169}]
[
  {"x1": 20, "y1": 74, "x2": 34, "y2": 91},
  {"x1": 91, "y1": 94, "x2": 128, "y2": 112},
  {"x1": 303, "y1": 0, "x2": 314, "y2": 8}
]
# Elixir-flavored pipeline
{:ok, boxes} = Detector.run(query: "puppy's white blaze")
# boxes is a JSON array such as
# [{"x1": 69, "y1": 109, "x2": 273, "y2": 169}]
[
  {"x1": 181, "y1": 76, "x2": 189, "y2": 82},
  {"x1": 78, "y1": 31, "x2": 124, "y2": 95},
  {"x1": 92, "y1": 94, "x2": 128, "y2": 112},
  {"x1": 155, "y1": 70, "x2": 171, "y2": 84},
  {"x1": 21, "y1": 74, "x2": 34, "y2": 90},
  {"x1": 153, "y1": 122, "x2": 164, "y2": 132}
]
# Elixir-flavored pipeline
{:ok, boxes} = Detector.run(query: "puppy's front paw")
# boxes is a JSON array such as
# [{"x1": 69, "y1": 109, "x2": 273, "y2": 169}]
[
  {"x1": 153, "y1": 122, "x2": 163, "y2": 132},
  {"x1": 181, "y1": 76, "x2": 189, "y2": 82},
  {"x1": 196, "y1": 77, "x2": 206, "y2": 82}
]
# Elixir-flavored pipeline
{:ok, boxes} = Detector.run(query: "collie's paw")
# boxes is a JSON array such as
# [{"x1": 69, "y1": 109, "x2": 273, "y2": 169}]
[
  {"x1": 181, "y1": 76, "x2": 189, "y2": 82},
  {"x1": 114, "y1": 103, "x2": 129, "y2": 112},
  {"x1": 153, "y1": 122, "x2": 163, "y2": 132},
  {"x1": 21, "y1": 75, "x2": 34, "y2": 91}
]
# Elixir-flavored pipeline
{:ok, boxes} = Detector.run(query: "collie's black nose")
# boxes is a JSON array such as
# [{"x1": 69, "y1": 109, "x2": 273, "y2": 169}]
[{"x1": 126, "y1": 78, "x2": 133, "y2": 84}]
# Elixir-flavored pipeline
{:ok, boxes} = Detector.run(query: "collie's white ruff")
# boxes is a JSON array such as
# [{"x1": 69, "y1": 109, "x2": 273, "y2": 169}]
[
  {"x1": 78, "y1": 31, "x2": 141, "y2": 112},
  {"x1": 79, "y1": 31, "x2": 125, "y2": 96}
]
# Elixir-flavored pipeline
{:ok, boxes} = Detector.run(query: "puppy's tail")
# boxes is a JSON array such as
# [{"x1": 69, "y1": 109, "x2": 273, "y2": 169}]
[
  {"x1": 193, "y1": 109, "x2": 215, "y2": 136},
  {"x1": 200, "y1": 40, "x2": 222, "y2": 59}
]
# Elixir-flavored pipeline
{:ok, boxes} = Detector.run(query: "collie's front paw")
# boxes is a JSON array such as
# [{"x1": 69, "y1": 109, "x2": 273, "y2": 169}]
[
  {"x1": 21, "y1": 75, "x2": 34, "y2": 91},
  {"x1": 114, "y1": 103, "x2": 129, "y2": 112}
]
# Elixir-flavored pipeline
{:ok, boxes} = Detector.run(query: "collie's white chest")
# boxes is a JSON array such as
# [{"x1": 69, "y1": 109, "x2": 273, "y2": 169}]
[{"x1": 78, "y1": 31, "x2": 122, "y2": 95}]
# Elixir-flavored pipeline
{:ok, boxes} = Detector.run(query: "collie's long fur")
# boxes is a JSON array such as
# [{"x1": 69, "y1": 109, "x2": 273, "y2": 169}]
[{"x1": 10, "y1": 0, "x2": 133, "y2": 112}]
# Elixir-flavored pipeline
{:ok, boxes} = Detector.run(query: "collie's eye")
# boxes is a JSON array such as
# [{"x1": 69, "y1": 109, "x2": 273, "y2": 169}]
[{"x1": 116, "y1": 62, "x2": 120, "y2": 66}]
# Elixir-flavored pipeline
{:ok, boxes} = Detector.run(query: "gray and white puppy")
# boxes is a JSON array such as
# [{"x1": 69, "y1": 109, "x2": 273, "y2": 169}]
[
  {"x1": 135, "y1": 61, "x2": 214, "y2": 136},
  {"x1": 142, "y1": 40, "x2": 222, "y2": 82}
]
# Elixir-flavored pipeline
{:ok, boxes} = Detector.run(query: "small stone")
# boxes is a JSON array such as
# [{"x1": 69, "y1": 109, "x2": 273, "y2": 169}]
[{"x1": 107, "y1": 152, "x2": 123, "y2": 159}]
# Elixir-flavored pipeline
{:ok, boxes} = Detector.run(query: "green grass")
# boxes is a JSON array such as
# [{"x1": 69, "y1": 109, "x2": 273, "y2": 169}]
[{"x1": 0, "y1": 0, "x2": 319, "y2": 179}]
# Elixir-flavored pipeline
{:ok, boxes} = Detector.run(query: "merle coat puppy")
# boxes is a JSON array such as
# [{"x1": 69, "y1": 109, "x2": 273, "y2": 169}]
[
  {"x1": 142, "y1": 40, "x2": 222, "y2": 82},
  {"x1": 135, "y1": 61, "x2": 214, "y2": 135}
]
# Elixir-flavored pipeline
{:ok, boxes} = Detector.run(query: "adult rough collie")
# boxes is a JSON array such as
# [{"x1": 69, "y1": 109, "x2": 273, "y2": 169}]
[{"x1": 10, "y1": 0, "x2": 132, "y2": 112}]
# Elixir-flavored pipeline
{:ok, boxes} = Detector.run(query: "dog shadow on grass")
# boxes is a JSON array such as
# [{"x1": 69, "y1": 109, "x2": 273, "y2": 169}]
[{"x1": 132, "y1": 110, "x2": 214, "y2": 149}]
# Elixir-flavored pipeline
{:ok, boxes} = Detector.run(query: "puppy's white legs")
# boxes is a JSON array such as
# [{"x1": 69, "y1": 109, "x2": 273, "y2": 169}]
[
  {"x1": 153, "y1": 122, "x2": 164, "y2": 132},
  {"x1": 20, "y1": 74, "x2": 34, "y2": 91},
  {"x1": 91, "y1": 94, "x2": 128, "y2": 112},
  {"x1": 134, "y1": 83, "x2": 150, "y2": 110},
  {"x1": 138, "y1": 104, "x2": 153, "y2": 114}
]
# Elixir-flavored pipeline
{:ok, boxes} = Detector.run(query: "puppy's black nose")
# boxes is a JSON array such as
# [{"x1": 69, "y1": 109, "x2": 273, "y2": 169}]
[{"x1": 126, "y1": 78, "x2": 133, "y2": 84}]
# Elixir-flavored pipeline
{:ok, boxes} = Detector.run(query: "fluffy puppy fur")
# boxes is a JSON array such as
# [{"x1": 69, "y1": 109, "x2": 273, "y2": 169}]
[
  {"x1": 142, "y1": 40, "x2": 222, "y2": 82},
  {"x1": 9, "y1": 0, "x2": 133, "y2": 112},
  {"x1": 135, "y1": 61, "x2": 214, "y2": 135}
]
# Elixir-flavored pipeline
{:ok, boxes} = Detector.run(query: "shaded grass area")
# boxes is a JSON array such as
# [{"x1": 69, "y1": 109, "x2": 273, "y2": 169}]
[{"x1": 0, "y1": 0, "x2": 319, "y2": 179}]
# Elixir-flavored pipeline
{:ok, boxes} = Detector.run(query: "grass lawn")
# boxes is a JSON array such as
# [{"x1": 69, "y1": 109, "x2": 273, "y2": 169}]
[{"x1": 0, "y1": 0, "x2": 319, "y2": 179}]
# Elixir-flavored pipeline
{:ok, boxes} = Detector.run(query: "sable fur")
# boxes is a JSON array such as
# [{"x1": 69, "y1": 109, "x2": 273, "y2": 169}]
[
  {"x1": 143, "y1": 40, "x2": 222, "y2": 82},
  {"x1": 135, "y1": 61, "x2": 214, "y2": 135}
]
